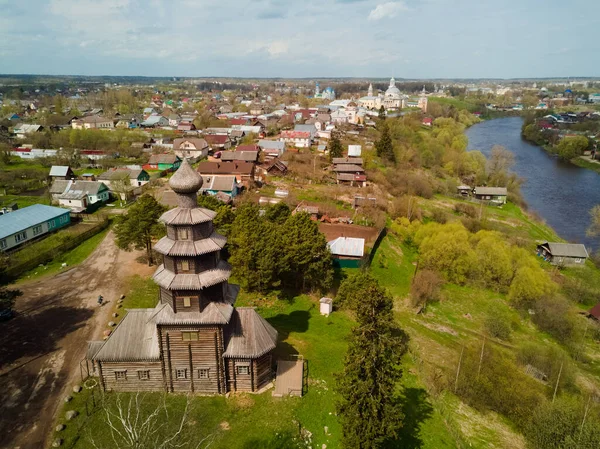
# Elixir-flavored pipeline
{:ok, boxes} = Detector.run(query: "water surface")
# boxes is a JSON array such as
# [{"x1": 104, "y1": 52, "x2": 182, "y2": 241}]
[{"x1": 465, "y1": 117, "x2": 600, "y2": 251}]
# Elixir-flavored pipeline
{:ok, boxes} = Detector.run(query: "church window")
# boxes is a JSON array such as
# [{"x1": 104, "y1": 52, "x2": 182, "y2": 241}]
[
  {"x1": 237, "y1": 365, "x2": 249, "y2": 375},
  {"x1": 182, "y1": 332, "x2": 198, "y2": 341},
  {"x1": 181, "y1": 260, "x2": 190, "y2": 272},
  {"x1": 198, "y1": 368, "x2": 210, "y2": 379},
  {"x1": 138, "y1": 370, "x2": 150, "y2": 380},
  {"x1": 183, "y1": 297, "x2": 191, "y2": 308},
  {"x1": 178, "y1": 228, "x2": 189, "y2": 240},
  {"x1": 115, "y1": 370, "x2": 127, "y2": 381},
  {"x1": 176, "y1": 369, "x2": 188, "y2": 379}
]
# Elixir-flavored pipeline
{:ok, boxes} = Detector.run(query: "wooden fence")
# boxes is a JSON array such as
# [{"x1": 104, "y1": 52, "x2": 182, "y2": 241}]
[{"x1": 6, "y1": 219, "x2": 110, "y2": 278}]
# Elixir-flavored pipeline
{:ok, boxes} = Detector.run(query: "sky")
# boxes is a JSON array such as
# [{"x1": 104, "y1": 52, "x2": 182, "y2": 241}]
[{"x1": 1, "y1": 0, "x2": 599, "y2": 79}]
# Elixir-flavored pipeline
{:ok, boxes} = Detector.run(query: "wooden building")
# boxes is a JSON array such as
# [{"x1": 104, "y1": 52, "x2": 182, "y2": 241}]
[
  {"x1": 90, "y1": 159, "x2": 277, "y2": 393},
  {"x1": 537, "y1": 242, "x2": 588, "y2": 267},
  {"x1": 473, "y1": 186, "x2": 507, "y2": 204}
]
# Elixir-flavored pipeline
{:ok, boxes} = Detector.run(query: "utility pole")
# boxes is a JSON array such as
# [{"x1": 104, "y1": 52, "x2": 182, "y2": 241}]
[
  {"x1": 552, "y1": 361, "x2": 564, "y2": 403},
  {"x1": 454, "y1": 345, "x2": 465, "y2": 393},
  {"x1": 477, "y1": 336, "x2": 486, "y2": 379}
]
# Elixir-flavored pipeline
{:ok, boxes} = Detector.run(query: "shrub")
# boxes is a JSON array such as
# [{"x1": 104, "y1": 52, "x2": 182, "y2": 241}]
[
  {"x1": 454, "y1": 203, "x2": 477, "y2": 218},
  {"x1": 531, "y1": 294, "x2": 581, "y2": 345},
  {"x1": 516, "y1": 342, "x2": 574, "y2": 392},
  {"x1": 410, "y1": 270, "x2": 444, "y2": 307},
  {"x1": 430, "y1": 208, "x2": 448, "y2": 224},
  {"x1": 484, "y1": 306, "x2": 512, "y2": 340},
  {"x1": 455, "y1": 344, "x2": 544, "y2": 427}
]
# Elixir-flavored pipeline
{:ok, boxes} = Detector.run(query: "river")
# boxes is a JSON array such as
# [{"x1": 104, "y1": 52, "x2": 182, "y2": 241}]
[{"x1": 465, "y1": 116, "x2": 600, "y2": 251}]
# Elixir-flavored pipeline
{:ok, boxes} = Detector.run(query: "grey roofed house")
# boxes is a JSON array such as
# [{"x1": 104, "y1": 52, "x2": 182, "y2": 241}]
[
  {"x1": 200, "y1": 175, "x2": 237, "y2": 192},
  {"x1": 223, "y1": 308, "x2": 278, "y2": 358},
  {"x1": 333, "y1": 164, "x2": 365, "y2": 173},
  {"x1": 62, "y1": 181, "x2": 107, "y2": 196},
  {"x1": 332, "y1": 157, "x2": 363, "y2": 166},
  {"x1": 258, "y1": 140, "x2": 285, "y2": 151},
  {"x1": 474, "y1": 186, "x2": 508, "y2": 196},
  {"x1": 98, "y1": 167, "x2": 146, "y2": 181},
  {"x1": 537, "y1": 241, "x2": 589, "y2": 266},
  {"x1": 220, "y1": 150, "x2": 259, "y2": 162},
  {"x1": 327, "y1": 237, "x2": 365, "y2": 258},
  {"x1": 294, "y1": 124, "x2": 317, "y2": 138},
  {"x1": 49, "y1": 179, "x2": 71, "y2": 195},
  {"x1": 49, "y1": 165, "x2": 75, "y2": 178}
]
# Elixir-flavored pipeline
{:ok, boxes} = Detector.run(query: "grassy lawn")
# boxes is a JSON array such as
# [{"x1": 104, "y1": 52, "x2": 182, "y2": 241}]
[
  {"x1": 17, "y1": 228, "x2": 110, "y2": 283},
  {"x1": 0, "y1": 194, "x2": 50, "y2": 208}
]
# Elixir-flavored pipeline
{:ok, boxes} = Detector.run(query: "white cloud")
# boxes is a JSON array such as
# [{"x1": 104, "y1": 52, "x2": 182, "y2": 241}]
[
  {"x1": 368, "y1": 2, "x2": 409, "y2": 21},
  {"x1": 267, "y1": 41, "x2": 289, "y2": 57}
]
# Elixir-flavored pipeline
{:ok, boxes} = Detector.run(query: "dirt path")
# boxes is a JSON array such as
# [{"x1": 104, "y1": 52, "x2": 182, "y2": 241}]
[{"x1": 0, "y1": 231, "x2": 153, "y2": 449}]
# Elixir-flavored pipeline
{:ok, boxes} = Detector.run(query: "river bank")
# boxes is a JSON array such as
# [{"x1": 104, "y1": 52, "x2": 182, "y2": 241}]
[{"x1": 466, "y1": 117, "x2": 600, "y2": 251}]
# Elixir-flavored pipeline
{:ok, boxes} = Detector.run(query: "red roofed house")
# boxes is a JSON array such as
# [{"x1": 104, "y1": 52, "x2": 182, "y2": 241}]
[
  {"x1": 230, "y1": 118, "x2": 249, "y2": 126},
  {"x1": 197, "y1": 161, "x2": 255, "y2": 187},
  {"x1": 422, "y1": 117, "x2": 433, "y2": 126},
  {"x1": 279, "y1": 130, "x2": 311, "y2": 148},
  {"x1": 205, "y1": 134, "x2": 232, "y2": 151}
]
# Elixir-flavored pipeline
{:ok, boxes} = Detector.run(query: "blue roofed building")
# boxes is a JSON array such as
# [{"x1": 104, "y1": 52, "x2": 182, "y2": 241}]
[{"x1": 0, "y1": 204, "x2": 71, "y2": 251}]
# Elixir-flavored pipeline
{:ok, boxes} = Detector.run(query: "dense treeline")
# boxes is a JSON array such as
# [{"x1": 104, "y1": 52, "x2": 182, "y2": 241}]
[{"x1": 228, "y1": 203, "x2": 333, "y2": 293}]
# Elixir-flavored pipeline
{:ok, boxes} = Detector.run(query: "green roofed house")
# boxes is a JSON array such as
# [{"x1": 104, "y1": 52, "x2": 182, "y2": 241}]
[
  {"x1": 0, "y1": 204, "x2": 71, "y2": 251},
  {"x1": 327, "y1": 237, "x2": 365, "y2": 268},
  {"x1": 143, "y1": 154, "x2": 182, "y2": 172}
]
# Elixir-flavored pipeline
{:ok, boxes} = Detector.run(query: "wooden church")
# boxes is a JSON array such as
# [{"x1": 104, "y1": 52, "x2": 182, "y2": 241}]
[{"x1": 88, "y1": 159, "x2": 278, "y2": 393}]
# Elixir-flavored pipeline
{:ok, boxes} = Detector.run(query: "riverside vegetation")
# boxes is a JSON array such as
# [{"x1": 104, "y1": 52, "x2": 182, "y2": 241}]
[{"x1": 52, "y1": 105, "x2": 600, "y2": 449}]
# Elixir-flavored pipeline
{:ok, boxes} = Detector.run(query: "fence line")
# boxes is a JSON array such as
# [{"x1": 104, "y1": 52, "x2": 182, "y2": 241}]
[{"x1": 6, "y1": 219, "x2": 109, "y2": 278}]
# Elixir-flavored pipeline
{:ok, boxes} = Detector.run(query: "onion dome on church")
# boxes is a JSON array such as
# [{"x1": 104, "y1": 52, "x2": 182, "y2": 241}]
[
  {"x1": 385, "y1": 77, "x2": 401, "y2": 99},
  {"x1": 169, "y1": 158, "x2": 203, "y2": 194}
]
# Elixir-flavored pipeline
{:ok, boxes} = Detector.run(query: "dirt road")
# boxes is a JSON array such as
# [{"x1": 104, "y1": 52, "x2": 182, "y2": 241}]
[{"x1": 0, "y1": 231, "x2": 154, "y2": 449}]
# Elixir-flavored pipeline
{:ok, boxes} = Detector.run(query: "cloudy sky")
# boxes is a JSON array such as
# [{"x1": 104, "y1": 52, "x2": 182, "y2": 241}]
[{"x1": 1, "y1": 0, "x2": 599, "y2": 78}]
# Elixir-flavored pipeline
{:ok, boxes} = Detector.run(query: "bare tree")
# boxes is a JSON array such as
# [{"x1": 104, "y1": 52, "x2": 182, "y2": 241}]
[{"x1": 88, "y1": 393, "x2": 216, "y2": 449}]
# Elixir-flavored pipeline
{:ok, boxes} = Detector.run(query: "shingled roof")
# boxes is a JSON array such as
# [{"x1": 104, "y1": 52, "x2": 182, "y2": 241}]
[
  {"x1": 540, "y1": 242, "x2": 588, "y2": 258},
  {"x1": 152, "y1": 260, "x2": 233, "y2": 290},
  {"x1": 223, "y1": 308, "x2": 278, "y2": 358},
  {"x1": 93, "y1": 309, "x2": 160, "y2": 362}
]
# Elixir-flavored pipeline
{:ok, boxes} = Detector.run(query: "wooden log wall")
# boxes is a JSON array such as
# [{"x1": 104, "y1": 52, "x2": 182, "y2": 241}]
[
  {"x1": 159, "y1": 325, "x2": 225, "y2": 393},
  {"x1": 255, "y1": 353, "x2": 273, "y2": 390},
  {"x1": 99, "y1": 361, "x2": 165, "y2": 392},
  {"x1": 193, "y1": 222, "x2": 213, "y2": 240}
]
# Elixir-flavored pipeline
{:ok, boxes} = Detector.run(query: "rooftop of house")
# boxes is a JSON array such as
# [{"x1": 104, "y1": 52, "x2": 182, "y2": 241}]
[
  {"x1": 148, "y1": 154, "x2": 181, "y2": 165},
  {"x1": 257, "y1": 140, "x2": 285, "y2": 151},
  {"x1": 49, "y1": 165, "x2": 72, "y2": 177},
  {"x1": 327, "y1": 237, "x2": 365, "y2": 258},
  {"x1": 173, "y1": 137, "x2": 209, "y2": 150},
  {"x1": 60, "y1": 180, "x2": 108, "y2": 197},
  {"x1": 0, "y1": 204, "x2": 70, "y2": 239},
  {"x1": 474, "y1": 186, "x2": 508, "y2": 196},
  {"x1": 333, "y1": 164, "x2": 365, "y2": 173},
  {"x1": 98, "y1": 168, "x2": 146, "y2": 181},
  {"x1": 220, "y1": 150, "x2": 259, "y2": 162},
  {"x1": 539, "y1": 242, "x2": 588, "y2": 259},
  {"x1": 201, "y1": 175, "x2": 237, "y2": 192},
  {"x1": 197, "y1": 161, "x2": 254, "y2": 175},
  {"x1": 332, "y1": 157, "x2": 363, "y2": 166}
]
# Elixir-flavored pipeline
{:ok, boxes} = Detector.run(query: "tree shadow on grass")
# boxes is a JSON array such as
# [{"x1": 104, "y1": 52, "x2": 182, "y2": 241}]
[
  {"x1": 267, "y1": 310, "x2": 310, "y2": 339},
  {"x1": 241, "y1": 432, "x2": 297, "y2": 449},
  {"x1": 392, "y1": 387, "x2": 434, "y2": 449}
]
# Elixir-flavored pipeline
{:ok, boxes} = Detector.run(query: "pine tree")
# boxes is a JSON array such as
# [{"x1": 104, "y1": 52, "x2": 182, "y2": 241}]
[
  {"x1": 337, "y1": 274, "x2": 408, "y2": 449},
  {"x1": 375, "y1": 122, "x2": 396, "y2": 164},
  {"x1": 280, "y1": 212, "x2": 333, "y2": 292},
  {"x1": 114, "y1": 194, "x2": 166, "y2": 265},
  {"x1": 378, "y1": 105, "x2": 386, "y2": 120},
  {"x1": 328, "y1": 133, "x2": 343, "y2": 162}
]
